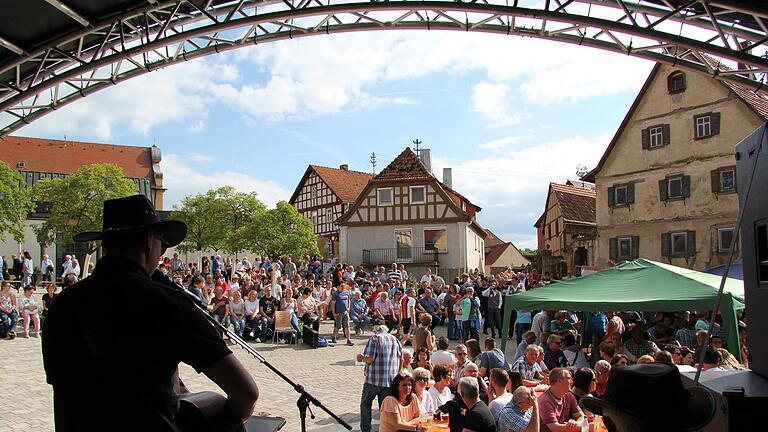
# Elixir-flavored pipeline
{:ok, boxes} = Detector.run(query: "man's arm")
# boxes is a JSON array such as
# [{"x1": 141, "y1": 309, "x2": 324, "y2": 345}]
[
  {"x1": 203, "y1": 354, "x2": 259, "y2": 421},
  {"x1": 523, "y1": 396, "x2": 540, "y2": 432}
]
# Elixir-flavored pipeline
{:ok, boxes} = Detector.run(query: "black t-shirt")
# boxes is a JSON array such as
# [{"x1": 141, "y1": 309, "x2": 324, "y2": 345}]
[
  {"x1": 463, "y1": 401, "x2": 496, "y2": 432},
  {"x1": 41, "y1": 292, "x2": 56, "y2": 315},
  {"x1": 42, "y1": 256, "x2": 231, "y2": 431},
  {"x1": 210, "y1": 295, "x2": 229, "y2": 317},
  {"x1": 259, "y1": 296, "x2": 280, "y2": 318}
]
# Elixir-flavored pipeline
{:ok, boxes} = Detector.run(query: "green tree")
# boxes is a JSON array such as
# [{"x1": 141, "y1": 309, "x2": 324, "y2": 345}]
[
  {"x1": 0, "y1": 161, "x2": 34, "y2": 243},
  {"x1": 246, "y1": 201, "x2": 318, "y2": 259},
  {"x1": 30, "y1": 163, "x2": 137, "y2": 254},
  {"x1": 216, "y1": 186, "x2": 265, "y2": 255},
  {"x1": 171, "y1": 186, "x2": 265, "y2": 254}
]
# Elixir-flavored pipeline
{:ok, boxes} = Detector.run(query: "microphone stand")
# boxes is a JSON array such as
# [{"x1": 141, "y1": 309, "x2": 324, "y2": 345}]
[{"x1": 157, "y1": 273, "x2": 352, "y2": 432}]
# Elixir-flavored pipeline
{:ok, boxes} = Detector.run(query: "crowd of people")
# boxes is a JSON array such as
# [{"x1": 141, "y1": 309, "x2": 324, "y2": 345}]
[
  {"x1": 146, "y1": 254, "x2": 749, "y2": 431},
  {"x1": 7, "y1": 246, "x2": 751, "y2": 430}
]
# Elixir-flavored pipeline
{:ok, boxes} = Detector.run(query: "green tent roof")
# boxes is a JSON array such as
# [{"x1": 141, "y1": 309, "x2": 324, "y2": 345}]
[
  {"x1": 501, "y1": 259, "x2": 744, "y2": 360},
  {"x1": 505, "y1": 259, "x2": 744, "y2": 312}
]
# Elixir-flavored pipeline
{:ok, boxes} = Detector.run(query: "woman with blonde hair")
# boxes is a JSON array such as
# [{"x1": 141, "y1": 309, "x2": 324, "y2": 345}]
[
  {"x1": 411, "y1": 367, "x2": 438, "y2": 416},
  {"x1": 717, "y1": 348, "x2": 746, "y2": 370}
]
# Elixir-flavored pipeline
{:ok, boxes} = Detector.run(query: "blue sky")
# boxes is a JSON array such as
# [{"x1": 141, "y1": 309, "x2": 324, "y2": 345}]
[{"x1": 19, "y1": 31, "x2": 654, "y2": 249}]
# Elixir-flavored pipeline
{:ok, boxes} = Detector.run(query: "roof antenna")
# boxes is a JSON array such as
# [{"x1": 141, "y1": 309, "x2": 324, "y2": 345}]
[
  {"x1": 370, "y1": 152, "x2": 377, "y2": 175},
  {"x1": 413, "y1": 138, "x2": 422, "y2": 157}
]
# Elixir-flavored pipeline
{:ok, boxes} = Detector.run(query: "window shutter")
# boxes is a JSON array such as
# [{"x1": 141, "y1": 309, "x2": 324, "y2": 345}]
[
  {"x1": 712, "y1": 112, "x2": 721, "y2": 135},
  {"x1": 686, "y1": 230, "x2": 697, "y2": 257},
  {"x1": 659, "y1": 179, "x2": 668, "y2": 201},
  {"x1": 693, "y1": 116, "x2": 699, "y2": 138},
  {"x1": 661, "y1": 232, "x2": 671, "y2": 257},
  {"x1": 711, "y1": 169, "x2": 720, "y2": 193},
  {"x1": 682, "y1": 175, "x2": 691, "y2": 198},
  {"x1": 609, "y1": 237, "x2": 618, "y2": 261},
  {"x1": 631, "y1": 236, "x2": 640, "y2": 260},
  {"x1": 608, "y1": 186, "x2": 615, "y2": 207},
  {"x1": 627, "y1": 183, "x2": 635, "y2": 204},
  {"x1": 662, "y1": 124, "x2": 671, "y2": 146},
  {"x1": 641, "y1": 128, "x2": 650, "y2": 149}
]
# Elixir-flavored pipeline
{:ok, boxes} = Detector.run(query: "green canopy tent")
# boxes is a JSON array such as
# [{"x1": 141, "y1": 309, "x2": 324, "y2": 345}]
[{"x1": 501, "y1": 259, "x2": 745, "y2": 360}]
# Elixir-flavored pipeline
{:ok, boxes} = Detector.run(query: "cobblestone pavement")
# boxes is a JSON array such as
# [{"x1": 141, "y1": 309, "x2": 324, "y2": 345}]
[{"x1": 0, "y1": 321, "x2": 518, "y2": 431}]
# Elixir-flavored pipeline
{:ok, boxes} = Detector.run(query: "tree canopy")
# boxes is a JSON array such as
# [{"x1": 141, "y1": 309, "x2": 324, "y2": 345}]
[
  {"x1": 247, "y1": 201, "x2": 319, "y2": 259},
  {"x1": 30, "y1": 163, "x2": 138, "y2": 253},
  {"x1": 0, "y1": 161, "x2": 34, "y2": 243},
  {"x1": 172, "y1": 189, "x2": 318, "y2": 259},
  {"x1": 171, "y1": 186, "x2": 264, "y2": 254}
]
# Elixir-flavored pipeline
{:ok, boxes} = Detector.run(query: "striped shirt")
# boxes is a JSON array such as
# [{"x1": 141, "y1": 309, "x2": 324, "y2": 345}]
[
  {"x1": 498, "y1": 402, "x2": 532, "y2": 432},
  {"x1": 363, "y1": 332, "x2": 402, "y2": 387}
]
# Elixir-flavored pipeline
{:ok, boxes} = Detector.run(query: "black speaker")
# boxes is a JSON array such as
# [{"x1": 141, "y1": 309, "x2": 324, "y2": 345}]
[
  {"x1": 302, "y1": 325, "x2": 319, "y2": 349},
  {"x1": 736, "y1": 122, "x2": 768, "y2": 378}
]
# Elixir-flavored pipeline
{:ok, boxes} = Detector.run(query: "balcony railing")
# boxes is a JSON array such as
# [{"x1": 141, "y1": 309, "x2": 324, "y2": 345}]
[{"x1": 362, "y1": 247, "x2": 441, "y2": 266}]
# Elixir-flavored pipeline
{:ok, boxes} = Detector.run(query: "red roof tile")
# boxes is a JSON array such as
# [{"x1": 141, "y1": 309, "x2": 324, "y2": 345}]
[
  {"x1": 374, "y1": 147, "x2": 433, "y2": 181},
  {"x1": 310, "y1": 165, "x2": 373, "y2": 203},
  {"x1": 551, "y1": 183, "x2": 596, "y2": 225},
  {"x1": 0, "y1": 135, "x2": 153, "y2": 178}
]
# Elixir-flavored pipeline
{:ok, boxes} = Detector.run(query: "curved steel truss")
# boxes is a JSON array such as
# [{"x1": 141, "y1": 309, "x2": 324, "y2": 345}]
[{"x1": 1, "y1": 0, "x2": 768, "y2": 137}]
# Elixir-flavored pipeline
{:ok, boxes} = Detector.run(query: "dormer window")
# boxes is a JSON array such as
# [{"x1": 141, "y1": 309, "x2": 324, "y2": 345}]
[{"x1": 668, "y1": 72, "x2": 686, "y2": 94}]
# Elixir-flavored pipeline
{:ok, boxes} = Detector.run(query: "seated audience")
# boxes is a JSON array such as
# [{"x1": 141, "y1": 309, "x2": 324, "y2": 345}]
[
  {"x1": 430, "y1": 337, "x2": 457, "y2": 367},
  {"x1": 479, "y1": 337, "x2": 507, "y2": 378},
  {"x1": 351, "y1": 291, "x2": 369, "y2": 335},
  {"x1": 428, "y1": 364, "x2": 454, "y2": 407},
  {"x1": 498, "y1": 386, "x2": 539, "y2": 432},
  {"x1": 543, "y1": 334, "x2": 568, "y2": 370},
  {"x1": 401, "y1": 349, "x2": 414, "y2": 375},
  {"x1": 512, "y1": 345, "x2": 546, "y2": 386},
  {"x1": 457, "y1": 377, "x2": 496, "y2": 432},
  {"x1": 412, "y1": 367, "x2": 438, "y2": 415},
  {"x1": 623, "y1": 325, "x2": 658, "y2": 358},
  {"x1": 41, "y1": 282, "x2": 57, "y2": 318},
  {"x1": 379, "y1": 373, "x2": 421, "y2": 432},
  {"x1": 462, "y1": 362, "x2": 490, "y2": 405},
  {"x1": 593, "y1": 360, "x2": 611, "y2": 397},
  {"x1": 297, "y1": 288, "x2": 320, "y2": 332},
  {"x1": 570, "y1": 368, "x2": 596, "y2": 404},
  {"x1": 514, "y1": 331, "x2": 537, "y2": 362},
  {"x1": 21, "y1": 284, "x2": 41, "y2": 337},
  {"x1": 411, "y1": 347, "x2": 433, "y2": 374},
  {"x1": 538, "y1": 368, "x2": 584, "y2": 431},
  {"x1": 487, "y1": 368, "x2": 512, "y2": 421}
]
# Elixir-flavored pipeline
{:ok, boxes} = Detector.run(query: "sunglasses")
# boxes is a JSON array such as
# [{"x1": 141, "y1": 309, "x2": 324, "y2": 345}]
[
  {"x1": 152, "y1": 232, "x2": 169, "y2": 255},
  {"x1": 457, "y1": 353, "x2": 467, "y2": 356},
  {"x1": 416, "y1": 377, "x2": 429, "y2": 382}
]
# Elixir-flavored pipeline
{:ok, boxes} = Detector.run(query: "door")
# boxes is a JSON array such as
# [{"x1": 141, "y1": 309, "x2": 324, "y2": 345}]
[{"x1": 395, "y1": 229, "x2": 413, "y2": 262}]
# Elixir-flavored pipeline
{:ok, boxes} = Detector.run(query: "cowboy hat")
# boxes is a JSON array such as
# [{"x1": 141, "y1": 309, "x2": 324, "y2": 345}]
[
  {"x1": 73, "y1": 194, "x2": 187, "y2": 247},
  {"x1": 579, "y1": 363, "x2": 715, "y2": 431}
]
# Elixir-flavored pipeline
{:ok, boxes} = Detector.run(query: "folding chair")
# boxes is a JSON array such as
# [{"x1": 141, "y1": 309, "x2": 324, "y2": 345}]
[{"x1": 272, "y1": 310, "x2": 299, "y2": 347}]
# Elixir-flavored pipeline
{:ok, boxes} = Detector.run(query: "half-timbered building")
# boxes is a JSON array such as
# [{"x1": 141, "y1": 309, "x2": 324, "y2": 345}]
[
  {"x1": 338, "y1": 147, "x2": 486, "y2": 277},
  {"x1": 289, "y1": 164, "x2": 372, "y2": 257}
]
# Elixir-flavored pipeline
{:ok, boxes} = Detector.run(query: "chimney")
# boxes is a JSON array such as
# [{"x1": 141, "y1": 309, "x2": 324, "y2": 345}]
[
  {"x1": 443, "y1": 167, "x2": 453, "y2": 188},
  {"x1": 339, "y1": 164, "x2": 348, "y2": 171},
  {"x1": 419, "y1": 148, "x2": 432, "y2": 173}
]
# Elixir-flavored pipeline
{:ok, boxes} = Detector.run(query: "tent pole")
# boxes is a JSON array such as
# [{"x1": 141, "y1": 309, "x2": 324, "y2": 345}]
[{"x1": 501, "y1": 295, "x2": 512, "y2": 354}]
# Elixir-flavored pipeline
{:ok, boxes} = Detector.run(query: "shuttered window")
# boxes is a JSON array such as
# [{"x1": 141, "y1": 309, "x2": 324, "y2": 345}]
[
  {"x1": 608, "y1": 182, "x2": 635, "y2": 207},
  {"x1": 694, "y1": 112, "x2": 720, "y2": 139},
  {"x1": 711, "y1": 166, "x2": 736, "y2": 193},
  {"x1": 659, "y1": 174, "x2": 690, "y2": 201},
  {"x1": 661, "y1": 230, "x2": 696, "y2": 257},
  {"x1": 609, "y1": 236, "x2": 640, "y2": 262},
  {"x1": 641, "y1": 124, "x2": 670, "y2": 150}
]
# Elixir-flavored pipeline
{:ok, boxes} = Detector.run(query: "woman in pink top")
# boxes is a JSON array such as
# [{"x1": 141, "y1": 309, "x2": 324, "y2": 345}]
[{"x1": 379, "y1": 373, "x2": 425, "y2": 432}]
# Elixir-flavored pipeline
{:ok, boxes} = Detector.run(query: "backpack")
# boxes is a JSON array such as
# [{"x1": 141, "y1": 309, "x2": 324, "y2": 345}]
[{"x1": 317, "y1": 337, "x2": 328, "y2": 347}]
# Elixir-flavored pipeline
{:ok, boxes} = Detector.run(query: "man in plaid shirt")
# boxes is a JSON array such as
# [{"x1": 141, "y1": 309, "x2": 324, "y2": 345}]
[{"x1": 357, "y1": 325, "x2": 402, "y2": 432}]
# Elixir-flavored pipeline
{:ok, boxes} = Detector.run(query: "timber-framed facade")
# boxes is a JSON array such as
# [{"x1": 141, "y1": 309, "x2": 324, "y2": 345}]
[
  {"x1": 339, "y1": 147, "x2": 486, "y2": 275},
  {"x1": 289, "y1": 164, "x2": 372, "y2": 257}
]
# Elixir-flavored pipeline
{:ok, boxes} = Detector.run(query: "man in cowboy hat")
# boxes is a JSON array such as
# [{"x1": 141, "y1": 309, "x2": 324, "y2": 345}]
[
  {"x1": 42, "y1": 195, "x2": 258, "y2": 431},
  {"x1": 579, "y1": 363, "x2": 715, "y2": 431}
]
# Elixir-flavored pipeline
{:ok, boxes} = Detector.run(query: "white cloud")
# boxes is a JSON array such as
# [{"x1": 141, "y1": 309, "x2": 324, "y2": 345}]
[
  {"x1": 471, "y1": 81, "x2": 524, "y2": 128},
  {"x1": 478, "y1": 136, "x2": 525, "y2": 151},
  {"x1": 433, "y1": 132, "x2": 612, "y2": 247},
  {"x1": 188, "y1": 153, "x2": 215, "y2": 163},
  {"x1": 188, "y1": 120, "x2": 206, "y2": 134},
  {"x1": 162, "y1": 153, "x2": 289, "y2": 209},
  {"x1": 20, "y1": 59, "x2": 240, "y2": 141}
]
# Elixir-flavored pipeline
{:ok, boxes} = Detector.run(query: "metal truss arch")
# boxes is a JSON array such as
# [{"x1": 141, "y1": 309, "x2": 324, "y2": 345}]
[{"x1": 1, "y1": 0, "x2": 767, "y2": 137}]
